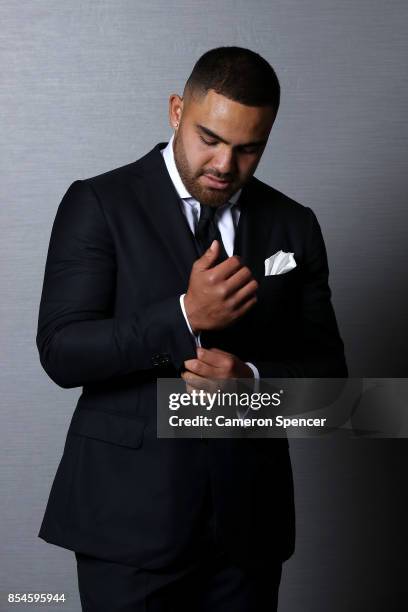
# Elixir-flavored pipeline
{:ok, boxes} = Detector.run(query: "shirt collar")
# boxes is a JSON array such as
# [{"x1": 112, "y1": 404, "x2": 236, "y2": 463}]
[{"x1": 161, "y1": 134, "x2": 242, "y2": 206}]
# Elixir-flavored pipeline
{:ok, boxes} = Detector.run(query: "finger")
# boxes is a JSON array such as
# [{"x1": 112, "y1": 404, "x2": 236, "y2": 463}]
[
  {"x1": 182, "y1": 371, "x2": 215, "y2": 393},
  {"x1": 185, "y1": 382, "x2": 195, "y2": 395},
  {"x1": 182, "y1": 371, "x2": 203, "y2": 388},
  {"x1": 184, "y1": 358, "x2": 197, "y2": 370},
  {"x1": 200, "y1": 348, "x2": 236, "y2": 378},
  {"x1": 231, "y1": 295, "x2": 258, "y2": 319},
  {"x1": 185, "y1": 358, "x2": 219, "y2": 378},
  {"x1": 195, "y1": 240, "x2": 220, "y2": 271},
  {"x1": 204, "y1": 255, "x2": 243, "y2": 283},
  {"x1": 180, "y1": 374, "x2": 193, "y2": 394},
  {"x1": 228, "y1": 279, "x2": 258, "y2": 310},
  {"x1": 196, "y1": 347, "x2": 231, "y2": 367},
  {"x1": 223, "y1": 266, "x2": 256, "y2": 297}
]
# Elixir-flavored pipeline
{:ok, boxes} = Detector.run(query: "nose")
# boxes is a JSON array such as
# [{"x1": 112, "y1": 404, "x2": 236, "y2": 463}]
[{"x1": 210, "y1": 147, "x2": 236, "y2": 178}]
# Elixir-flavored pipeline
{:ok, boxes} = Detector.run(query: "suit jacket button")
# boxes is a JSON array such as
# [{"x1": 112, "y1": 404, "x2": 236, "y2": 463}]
[
  {"x1": 151, "y1": 354, "x2": 161, "y2": 367},
  {"x1": 152, "y1": 353, "x2": 170, "y2": 368}
]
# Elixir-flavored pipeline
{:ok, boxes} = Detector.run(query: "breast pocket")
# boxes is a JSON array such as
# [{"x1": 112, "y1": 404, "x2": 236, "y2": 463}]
[
  {"x1": 258, "y1": 266, "x2": 301, "y2": 302},
  {"x1": 67, "y1": 408, "x2": 147, "y2": 449}
]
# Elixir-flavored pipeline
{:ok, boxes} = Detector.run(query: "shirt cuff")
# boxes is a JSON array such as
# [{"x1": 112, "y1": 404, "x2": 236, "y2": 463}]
[
  {"x1": 180, "y1": 294, "x2": 201, "y2": 347},
  {"x1": 245, "y1": 361, "x2": 260, "y2": 392}
]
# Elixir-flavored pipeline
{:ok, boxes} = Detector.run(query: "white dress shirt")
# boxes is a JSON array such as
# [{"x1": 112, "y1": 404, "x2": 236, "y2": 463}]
[{"x1": 160, "y1": 134, "x2": 259, "y2": 380}]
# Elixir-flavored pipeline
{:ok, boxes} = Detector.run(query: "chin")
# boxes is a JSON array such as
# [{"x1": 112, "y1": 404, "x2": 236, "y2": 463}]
[
  {"x1": 199, "y1": 191, "x2": 231, "y2": 207},
  {"x1": 198, "y1": 183, "x2": 237, "y2": 206}
]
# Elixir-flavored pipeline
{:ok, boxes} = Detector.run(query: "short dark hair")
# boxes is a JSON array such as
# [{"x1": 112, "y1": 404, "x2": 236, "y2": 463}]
[{"x1": 183, "y1": 46, "x2": 280, "y2": 111}]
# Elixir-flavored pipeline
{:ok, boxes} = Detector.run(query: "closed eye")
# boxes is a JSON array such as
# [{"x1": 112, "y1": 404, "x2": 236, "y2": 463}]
[
  {"x1": 200, "y1": 135, "x2": 217, "y2": 146},
  {"x1": 199, "y1": 135, "x2": 260, "y2": 155}
]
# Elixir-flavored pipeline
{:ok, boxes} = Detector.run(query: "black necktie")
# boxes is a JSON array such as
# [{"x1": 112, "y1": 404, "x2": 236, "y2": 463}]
[{"x1": 195, "y1": 204, "x2": 228, "y2": 262}]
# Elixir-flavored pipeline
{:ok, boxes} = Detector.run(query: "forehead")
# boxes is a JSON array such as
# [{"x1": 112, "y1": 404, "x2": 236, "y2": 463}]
[{"x1": 186, "y1": 89, "x2": 275, "y2": 143}]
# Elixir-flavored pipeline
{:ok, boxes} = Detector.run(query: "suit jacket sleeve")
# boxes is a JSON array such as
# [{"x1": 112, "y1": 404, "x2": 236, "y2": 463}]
[
  {"x1": 254, "y1": 208, "x2": 348, "y2": 378},
  {"x1": 36, "y1": 180, "x2": 197, "y2": 389}
]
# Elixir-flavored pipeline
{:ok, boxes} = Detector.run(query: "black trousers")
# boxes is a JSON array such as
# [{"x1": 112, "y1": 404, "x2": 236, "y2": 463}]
[{"x1": 75, "y1": 481, "x2": 282, "y2": 611}]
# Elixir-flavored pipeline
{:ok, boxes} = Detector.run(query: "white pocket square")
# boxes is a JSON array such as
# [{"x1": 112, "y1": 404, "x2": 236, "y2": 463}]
[{"x1": 264, "y1": 250, "x2": 296, "y2": 275}]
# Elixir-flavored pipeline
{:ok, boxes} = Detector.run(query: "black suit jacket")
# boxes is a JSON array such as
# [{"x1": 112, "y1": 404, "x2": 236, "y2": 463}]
[{"x1": 36, "y1": 142, "x2": 347, "y2": 569}]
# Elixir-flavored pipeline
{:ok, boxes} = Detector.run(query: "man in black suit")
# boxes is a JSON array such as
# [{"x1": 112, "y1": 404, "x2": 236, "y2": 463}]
[{"x1": 36, "y1": 47, "x2": 347, "y2": 611}]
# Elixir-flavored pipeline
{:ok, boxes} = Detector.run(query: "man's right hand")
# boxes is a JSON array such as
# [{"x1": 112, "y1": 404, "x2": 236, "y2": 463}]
[{"x1": 184, "y1": 240, "x2": 258, "y2": 334}]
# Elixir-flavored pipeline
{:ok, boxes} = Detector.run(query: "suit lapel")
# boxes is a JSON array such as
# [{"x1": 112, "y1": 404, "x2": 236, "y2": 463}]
[
  {"x1": 234, "y1": 180, "x2": 274, "y2": 283},
  {"x1": 130, "y1": 142, "x2": 199, "y2": 285}
]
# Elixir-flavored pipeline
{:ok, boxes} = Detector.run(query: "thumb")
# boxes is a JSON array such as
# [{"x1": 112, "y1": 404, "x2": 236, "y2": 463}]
[{"x1": 198, "y1": 240, "x2": 220, "y2": 269}]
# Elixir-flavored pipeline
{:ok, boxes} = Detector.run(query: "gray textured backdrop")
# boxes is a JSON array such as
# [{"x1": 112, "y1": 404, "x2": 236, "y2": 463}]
[{"x1": 1, "y1": 1, "x2": 407, "y2": 610}]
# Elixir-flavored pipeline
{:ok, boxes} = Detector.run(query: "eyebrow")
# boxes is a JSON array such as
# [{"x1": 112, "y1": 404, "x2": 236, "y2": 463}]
[{"x1": 195, "y1": 124, "x2": 267, "y2": 148}]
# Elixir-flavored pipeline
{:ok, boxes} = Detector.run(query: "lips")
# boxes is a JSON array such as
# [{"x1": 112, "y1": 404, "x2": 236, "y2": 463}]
[{"x1": 202, "y1": 174, "x2": 232, "y2": 190}]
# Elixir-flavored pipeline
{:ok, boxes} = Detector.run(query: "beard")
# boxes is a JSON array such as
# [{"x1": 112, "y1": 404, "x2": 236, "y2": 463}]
[{"x1": 173, "y1": 130, "x2": 241, "y2": 207}]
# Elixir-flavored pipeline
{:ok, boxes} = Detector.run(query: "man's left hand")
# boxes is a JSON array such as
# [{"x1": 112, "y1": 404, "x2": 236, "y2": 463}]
[{"x1": 182, "y1": 347, "x2": 254, "y2": 384}]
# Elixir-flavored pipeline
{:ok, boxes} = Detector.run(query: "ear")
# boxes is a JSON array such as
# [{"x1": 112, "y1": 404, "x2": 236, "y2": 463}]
[{"x1": 168, "y1": 94, "x2": 183, "y2": 130}]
